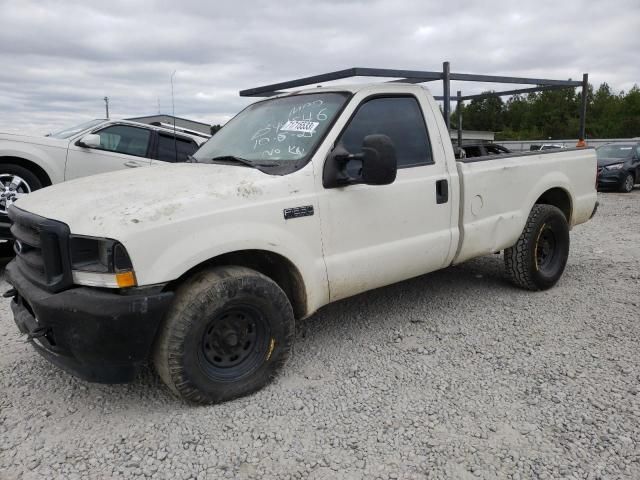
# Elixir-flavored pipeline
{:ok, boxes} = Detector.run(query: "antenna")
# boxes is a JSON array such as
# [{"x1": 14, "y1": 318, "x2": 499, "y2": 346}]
[
  {"x1": 157, "y1": 96, "x2": 161, "y2": 114},
  {"x1": 104, "y1": 96, "x2": 109, "y2": 119},
  {"x1": 171, "y1": 71, "x2": 178, "y2": 162}
]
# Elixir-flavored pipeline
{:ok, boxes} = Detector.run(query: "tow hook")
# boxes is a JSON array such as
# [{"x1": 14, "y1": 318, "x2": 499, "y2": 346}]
[
  {"x1": 26, "y1": 326, "x2": 51, "y2": 340},
  {"x1": 3, "y1": 288, "x2": 17, "y2": 298}
]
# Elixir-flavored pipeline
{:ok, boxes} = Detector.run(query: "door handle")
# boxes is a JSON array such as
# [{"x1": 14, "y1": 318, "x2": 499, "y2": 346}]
[
  {"x1": 124, "y1": 161, "x2": 142, "y2": 168},
  {"x1": 436, "y1": 179, "x2": 449, "y2": 204}
]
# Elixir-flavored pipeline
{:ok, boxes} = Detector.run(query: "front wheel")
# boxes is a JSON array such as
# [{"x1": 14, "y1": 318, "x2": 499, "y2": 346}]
[
  {"x1": 504, "y1": 204, "x2": 570, "y2": 291},
  {"x1": 620, "y1": 173, "x2": 635, "y2": 193},
  {"x1": 153, "y1": 266, "x2": 294, "y2": 404},
  {"x1": 0, "y1": 164, "x2": 43, "y2": 216}
]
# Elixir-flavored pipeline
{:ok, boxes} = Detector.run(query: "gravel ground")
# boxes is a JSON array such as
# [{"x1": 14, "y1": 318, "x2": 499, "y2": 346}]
[{"x1": 1, "y1": 190, "x2": 639, "y2": 480}]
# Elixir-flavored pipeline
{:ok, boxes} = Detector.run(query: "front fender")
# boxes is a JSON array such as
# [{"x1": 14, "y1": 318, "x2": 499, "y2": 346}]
[
  {"x1": 0, "y1": 140, "x2": 66, "y2": 184},
  {"x1": 124, "y1": 219, "x2": 329, "y2": 316}
]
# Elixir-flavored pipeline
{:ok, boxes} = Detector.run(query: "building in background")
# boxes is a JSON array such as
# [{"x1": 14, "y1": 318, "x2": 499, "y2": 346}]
[{"x1": 449, "y1": 130, "x2": 495, "y2": 144}]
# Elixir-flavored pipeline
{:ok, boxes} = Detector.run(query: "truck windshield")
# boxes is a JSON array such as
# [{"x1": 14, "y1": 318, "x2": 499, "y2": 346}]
[
  {"x1": 193, "y1": 92, "x2": 349, "y2": 173},
  {"x1": 48, "y1": 119, "x2": 106, "y2": 139}
]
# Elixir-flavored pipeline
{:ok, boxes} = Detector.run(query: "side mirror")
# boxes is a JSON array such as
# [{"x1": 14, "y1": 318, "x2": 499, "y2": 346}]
[
  {"x1": 77, "y1": 134, "x2": 101, "y2": 148},
  {"x1": 323, "y1": 134, "x2": 397, "y2": 188}
]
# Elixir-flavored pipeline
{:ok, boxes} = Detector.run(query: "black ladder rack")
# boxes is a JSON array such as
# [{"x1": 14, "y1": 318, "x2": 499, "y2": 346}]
[{"x1": 239, "y1": 62, "x2": 588, "y2": 141}]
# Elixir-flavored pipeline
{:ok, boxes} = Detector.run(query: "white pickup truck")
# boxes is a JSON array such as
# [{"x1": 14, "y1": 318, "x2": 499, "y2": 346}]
[
  {"x1": 0, "y1": 119, "x2": 209, "y2": 244},
  {"x1": 5, "y1": 81, "x2": 598, "y2": 403}
]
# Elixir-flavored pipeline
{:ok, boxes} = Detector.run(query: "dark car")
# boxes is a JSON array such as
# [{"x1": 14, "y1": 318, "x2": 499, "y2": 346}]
[
  {"x1": 596, "y1": 143, "x2": 640, "y2": 193},
  {"x1": 460, "y1": 143, "x2": 510, "y2": 158}
]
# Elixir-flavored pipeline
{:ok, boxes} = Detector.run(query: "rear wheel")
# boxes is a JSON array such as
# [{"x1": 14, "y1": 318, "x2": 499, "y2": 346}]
[
  {"x1": 504, "y1": 204, "x2": 570, "y2": 291},
  {"x1": 153, "y1": 266, "x2": 294, "y2": 404},
  {"x1": 620, "y1": 173, "x2": 634, "y2": 193}
]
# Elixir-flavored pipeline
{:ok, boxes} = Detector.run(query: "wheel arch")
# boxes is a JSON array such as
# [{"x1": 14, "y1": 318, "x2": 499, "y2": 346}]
[
  {"x1": 0, "y1": 156, "x2": 53, "y2": 187},
  {"x1": 167, "y1": 249, "x2": 308, "y2": 320},
  {"x1": 534, "y1": 187, "x2": 572, "y2": 224}
]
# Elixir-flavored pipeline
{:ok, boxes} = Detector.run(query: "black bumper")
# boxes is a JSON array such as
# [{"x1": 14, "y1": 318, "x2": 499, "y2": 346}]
[
  {"x1": 597, "y1": 169, "x2": 626, "y2": 189},
  {"x1": 5, "y1": 260, "x2": 174, "y2": 383}
]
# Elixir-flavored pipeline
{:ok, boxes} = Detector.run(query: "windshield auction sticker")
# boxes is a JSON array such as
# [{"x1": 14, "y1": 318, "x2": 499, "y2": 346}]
[{"x1": 280, "y1": 120, "x2": 319, "y2": 134}]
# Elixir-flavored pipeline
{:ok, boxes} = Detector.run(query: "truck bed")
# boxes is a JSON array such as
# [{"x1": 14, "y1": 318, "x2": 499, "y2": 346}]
[{"x1": 452, "y1": 147, "x2": 597, "y2": 264}]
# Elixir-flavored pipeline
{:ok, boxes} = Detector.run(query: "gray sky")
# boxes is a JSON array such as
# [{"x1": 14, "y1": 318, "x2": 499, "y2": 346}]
[{"x1": 1, "y1": 0, "x2": 638, "y2": 135}]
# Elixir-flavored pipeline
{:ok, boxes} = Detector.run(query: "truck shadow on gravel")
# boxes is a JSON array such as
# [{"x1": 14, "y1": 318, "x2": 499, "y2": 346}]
[{"x1": 297, "y1": 254, "x2": 508, "y2": 344}]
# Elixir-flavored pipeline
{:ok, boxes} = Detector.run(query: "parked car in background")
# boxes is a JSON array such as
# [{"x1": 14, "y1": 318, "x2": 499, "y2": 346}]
[
  {"x1": 0, "y1": 119, "x2": 210, "y2": 245},
  {"x1": 596, "y1": 142, "x2": 640, "y2": 192},
  {"x1": 461, "y1": 143, "x2": 511, "y2": 158}
]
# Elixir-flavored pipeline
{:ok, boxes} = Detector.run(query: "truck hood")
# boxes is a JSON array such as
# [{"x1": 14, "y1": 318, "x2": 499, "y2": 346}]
[
  {"x1": 14, "y1": 162, "x2": 301, "y2": 238},
  {"x1": 0, "y1": 132, "x2": 69, "y2": 148}
]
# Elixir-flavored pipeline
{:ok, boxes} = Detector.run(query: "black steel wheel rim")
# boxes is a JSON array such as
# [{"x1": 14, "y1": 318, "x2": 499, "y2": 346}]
[
  {"x1": 536, "y1": 226, "x2": 557, "y2": 274},
  {"x1": 197, "y1": 304, "x2": 270, "y2": 382}
]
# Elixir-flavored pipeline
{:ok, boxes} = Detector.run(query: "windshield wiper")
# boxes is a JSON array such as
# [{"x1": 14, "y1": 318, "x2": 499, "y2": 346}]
[{"x1": 209, "y1": 155, "x2": 279, "y2": 168}]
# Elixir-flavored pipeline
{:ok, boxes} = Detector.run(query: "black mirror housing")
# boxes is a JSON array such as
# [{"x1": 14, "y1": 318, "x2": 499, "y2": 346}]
[
  {"x1": 323, "y1": 134, "x2": 397, "y2": 188},
  {"x1": 360, "y1": 134, "x2": 397, "y2": 185}
]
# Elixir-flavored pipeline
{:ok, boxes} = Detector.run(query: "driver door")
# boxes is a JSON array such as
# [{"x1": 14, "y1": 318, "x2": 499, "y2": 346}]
[
  {"x1": 318, "y1": 94, "x2": 455, "y2": 301},
  {"x1": 65, "y1": 124, "x2": 153, "y2": 180}
]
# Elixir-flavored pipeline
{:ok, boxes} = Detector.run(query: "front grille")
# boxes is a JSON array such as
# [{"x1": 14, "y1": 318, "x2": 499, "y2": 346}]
[{"x1": 8, "y1": 206, "x2": 73, "y2": 292}]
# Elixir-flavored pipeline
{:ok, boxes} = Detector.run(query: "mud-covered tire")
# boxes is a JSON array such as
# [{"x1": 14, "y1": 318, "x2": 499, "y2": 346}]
[
  {"x1": 620, "y1": 173, "x2": 634, "y2": 193},
  {"x1": 504, "y1": 204, "x2": 570, "y2": 291},
  {"x1": 153, "y1": 266, "x2": 294, "y2": 404}
]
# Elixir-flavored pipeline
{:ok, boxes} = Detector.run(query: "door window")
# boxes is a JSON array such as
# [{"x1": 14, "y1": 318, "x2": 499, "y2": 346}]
[
  {"x1": 339, "y1": 96, "x2": 433, "y2": 168},
  {"x1": 157, "y1": 134, "x2": 199, "y2": 162},
  {"x1": 93, "y1": 125, "x2": 151, "y2": 157}
]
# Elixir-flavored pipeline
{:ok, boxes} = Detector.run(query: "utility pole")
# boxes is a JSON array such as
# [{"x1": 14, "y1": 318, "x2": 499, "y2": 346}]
[
  {"x1": 170, "y1": 71, "x2": 176, "y2": 125},
  {"x1": 104, "y1": 96, "x2": 109, "y2": 119}
]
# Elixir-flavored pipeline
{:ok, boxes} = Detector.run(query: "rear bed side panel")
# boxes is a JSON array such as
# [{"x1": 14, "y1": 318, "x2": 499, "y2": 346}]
[{"x1": 453, "y1": 149, "x2": 597, "y2": 265}]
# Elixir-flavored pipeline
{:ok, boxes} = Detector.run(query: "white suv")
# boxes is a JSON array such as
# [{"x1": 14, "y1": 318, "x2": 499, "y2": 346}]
[{"x1": 0, "y1": 119, "x2": 209, "y2": 243}]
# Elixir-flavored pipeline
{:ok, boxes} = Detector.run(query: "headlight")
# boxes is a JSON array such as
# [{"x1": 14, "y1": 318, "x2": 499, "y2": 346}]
[
  {"x1": 605, "y1": 163, "x2": 624, "y2": 170},
  {"x1": 70, "y1": 235, "x2": 137, "y2": 288}
]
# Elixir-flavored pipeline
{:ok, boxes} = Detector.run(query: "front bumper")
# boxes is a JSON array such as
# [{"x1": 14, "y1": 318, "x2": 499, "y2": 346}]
[
  {"x1": 597, "y1": 168, "x2": 627, "y2": 189},
  {"x1": 5, "y1": 260, "x2": 174, "y2": 383}
]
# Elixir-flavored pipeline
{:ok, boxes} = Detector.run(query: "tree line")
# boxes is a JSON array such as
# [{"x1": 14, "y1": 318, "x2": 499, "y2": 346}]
[{"x1": 452, "y1": 83, "x2": 640, "y2": 140}]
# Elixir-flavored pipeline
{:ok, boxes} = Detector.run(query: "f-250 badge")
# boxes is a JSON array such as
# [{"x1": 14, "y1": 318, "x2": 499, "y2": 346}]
[{"x1": 283, "y1": 205, "x2": 314, "y2": 220}]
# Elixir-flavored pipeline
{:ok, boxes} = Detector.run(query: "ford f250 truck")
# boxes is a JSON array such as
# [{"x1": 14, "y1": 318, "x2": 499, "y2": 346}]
[{"x1": 5, "y1": 79, "x2": 598, "y2": 404}]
